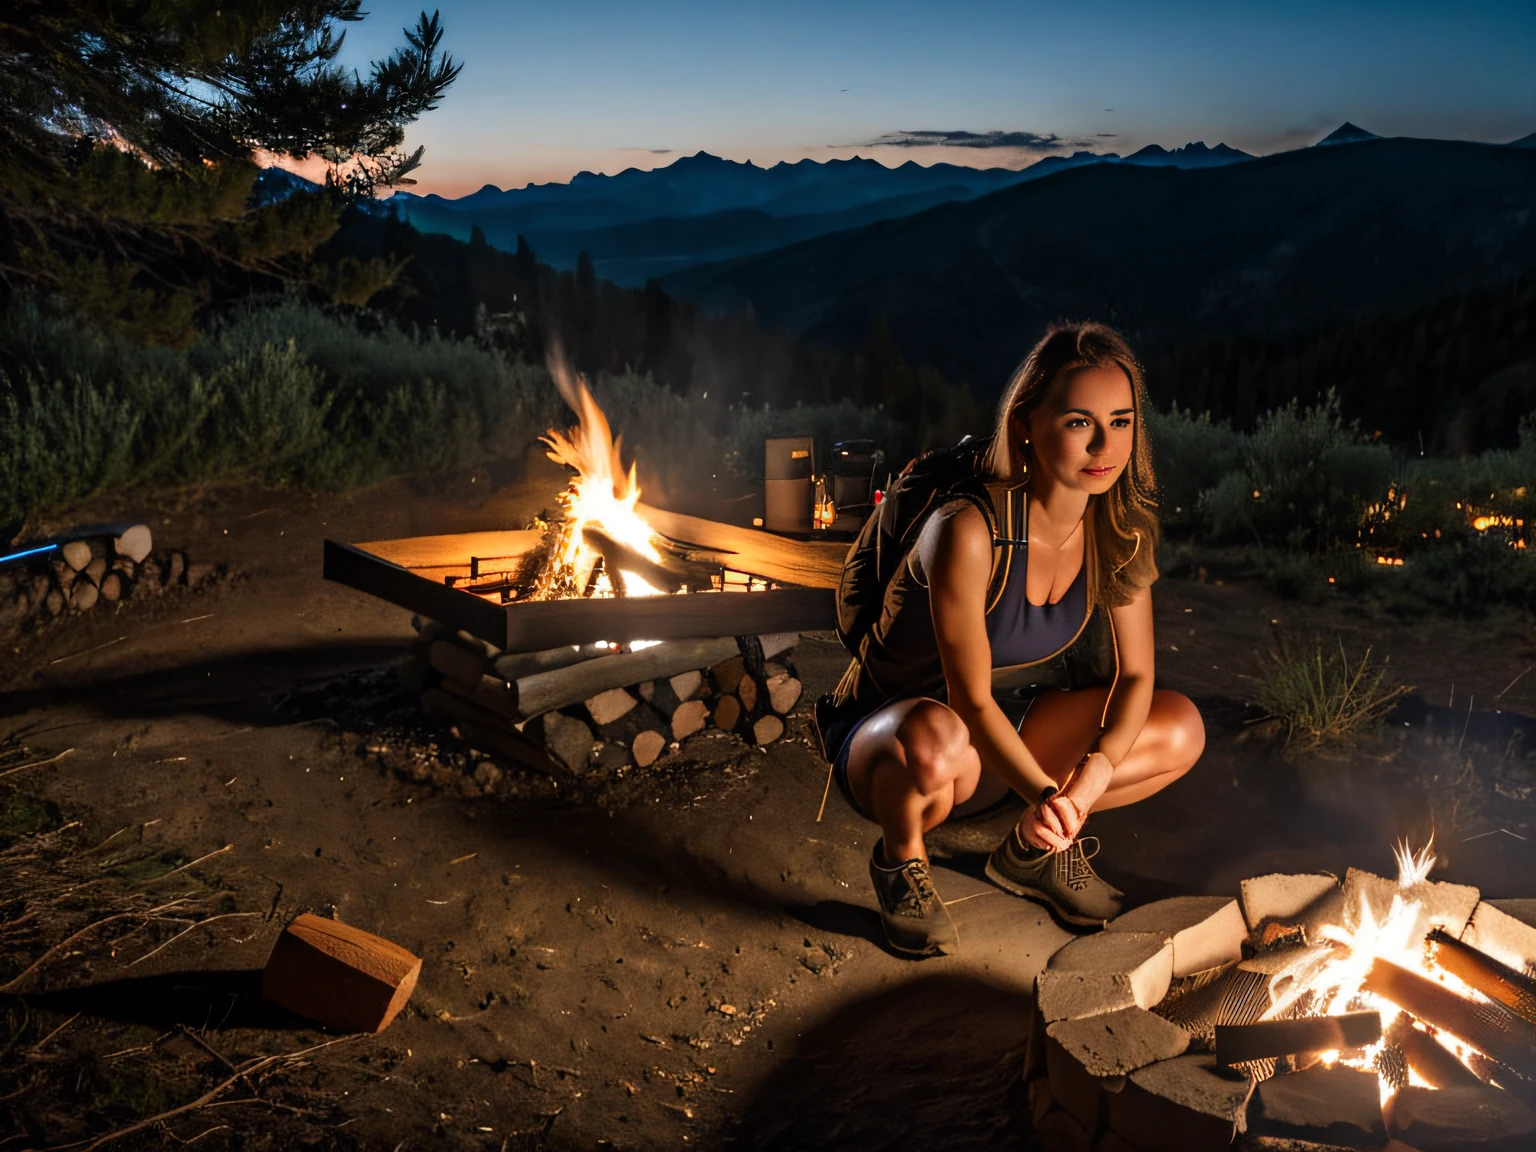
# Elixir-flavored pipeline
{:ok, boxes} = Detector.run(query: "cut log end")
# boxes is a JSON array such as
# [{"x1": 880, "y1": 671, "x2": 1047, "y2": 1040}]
[
  {"x1": 767, "y1": 674, "x2": 803, "y2": 715},
  {"x1": 261, "y1": 913, "x2": 421, "y2": 1033},
  {"x1": 632, "y1": 730, "x2": 667, "y2": 768},
  {"x1": 752, "y1": 714, "x2": 785, "y2": 746},
  {"x1": 714, "y1": 694, "x2": 742, "y2": 733},
  {"x1": 672, "y1": 699, "x2": 708, "y2": 740}
]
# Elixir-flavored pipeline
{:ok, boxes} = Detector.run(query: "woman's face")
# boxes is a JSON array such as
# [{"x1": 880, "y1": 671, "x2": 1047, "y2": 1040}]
[{"x1": 1018, "y1": 364, "x2": 1135, "y2": 496}]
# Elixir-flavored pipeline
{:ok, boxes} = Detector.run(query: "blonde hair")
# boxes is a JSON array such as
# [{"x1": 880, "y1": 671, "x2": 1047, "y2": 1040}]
[{"x1": 983, "y1": 321, "x2": 1160, "y2": 609}]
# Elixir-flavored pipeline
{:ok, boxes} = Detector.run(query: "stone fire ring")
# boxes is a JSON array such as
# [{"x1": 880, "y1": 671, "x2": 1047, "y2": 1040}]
[{"x1": 1023, "y1": 872, "x2": 1536, "y2": 1152}]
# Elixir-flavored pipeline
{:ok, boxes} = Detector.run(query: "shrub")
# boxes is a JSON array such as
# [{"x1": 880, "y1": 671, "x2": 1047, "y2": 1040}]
[
  {"x1": 1146, "y1": 406, "x2": 1242, "y2": 533},
  {"x1": 1254, "y1": 636, "x2": 1411, "y2": 751}
]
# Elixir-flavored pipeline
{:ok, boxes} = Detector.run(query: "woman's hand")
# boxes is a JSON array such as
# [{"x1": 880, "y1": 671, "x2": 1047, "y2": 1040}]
[{"x1": 1018, "y1": 798, "x2": 1074, "y2": 852}]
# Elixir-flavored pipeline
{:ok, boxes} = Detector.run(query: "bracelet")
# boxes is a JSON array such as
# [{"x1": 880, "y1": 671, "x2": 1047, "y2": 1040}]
[{"x1": 1034, "y1": 785, "x2": 1057, "y2": 808}]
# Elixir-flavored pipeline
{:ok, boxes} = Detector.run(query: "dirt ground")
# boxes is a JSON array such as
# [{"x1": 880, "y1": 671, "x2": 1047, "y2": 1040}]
[{"x1": 2, "y1": 455, "x2": 1534, "y2": 1151}]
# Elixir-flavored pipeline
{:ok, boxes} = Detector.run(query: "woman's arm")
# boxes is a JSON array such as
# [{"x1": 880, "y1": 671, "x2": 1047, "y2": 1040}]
[{"x1": 923, "y1": 503, "x2": 1062, "y2": 806}]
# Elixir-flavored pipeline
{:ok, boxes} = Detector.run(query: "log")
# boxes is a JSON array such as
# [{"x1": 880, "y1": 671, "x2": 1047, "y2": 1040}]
[
  {"x1": 441, "y1": 674, "x2": 518, "y2": 720},
  {"x1": 262, "y1": 913, "x2": 420, "y2": 1033},
  {"x1": 632, "y1": 730, "x2": 667, "y2": 768},
  {"x1": 767, "y1": 674, "x2": 803, "y2": 714},
  {"x1": 539, "y1": 712, "x2": 596, "y2": 774},
  {"x1": 715, "y1": 694, "x2": 742, "y2": 732},
  {"x1": 637, "y1": 502, "x2": 846, "y2": 589},
  {"x1": 582, "y1": 525, "x2": 695, "y2": 595},
  {"x1": 1215, "y1": 1012, "x2": 1381, "y2": 1068},
  {"x1": 1362, "y1": 957, "x2": 1536, "y2": 1079},
  {"x1": 1428, "y1": 927, "x2": 1536, "y2": 1027},
  {"x1": 85, "y1": 556, "x2": 107, "y2": 585},
  {"x1": 752, "y1": 714, "x2": 785, "y2": 746},
  {"x1": 61, "y1": 540, "x2": 92, "y2": 571},
  {"x1": 669, "y1": 669, "x2": 705, "y2": 701},
  {"x1": 672, "y1": 699, "x2": 708, "y2": 740},
  {"x1": 1384, "y1": 1013, "x2": 1482, "y2": 1088},
  {"x1": 514, "y1": 636, "x2": 738, "y2": 719},
  {"x1": 455, "y1": 720, "x2": 563, "y2": 776},
  {"x1": 99, "y1": 572, "x2": 122, "y2": 602},
  {"x1": 586, "y1": 687, "x2": 637, "y2": 727},
  {"x1": 112, "y1": 523, "x2": 153, "y2": 563},
  {"x1": 759, "y1": 632, "x2": 798, "y2": 661},
  {"x1": 493, "y1": 640, "x2": 616, "y2": 682},
  {"x1": 737, "y1": 673, "x2": 759, "y2": 713},
  {"x1": 395, "y1": 651, "x2": 431, "y2": 694},
  {"x1": 69, "y1": 580, "x2": 98, "y2": 611},
  {"x1": 429, "y1": 639, "x2": 490, "y2": 685},
  {"x1": 710, "y1": 655, "x2": 746, "y2": 695}
]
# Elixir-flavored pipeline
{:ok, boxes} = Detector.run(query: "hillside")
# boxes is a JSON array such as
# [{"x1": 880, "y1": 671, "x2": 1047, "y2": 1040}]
[{"x1": 660, "y1": 137, "x2": 1536, "y2": 404}]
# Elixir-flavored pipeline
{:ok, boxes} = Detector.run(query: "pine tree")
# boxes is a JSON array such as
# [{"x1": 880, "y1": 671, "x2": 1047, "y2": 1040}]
[{"x1": 0, "y1": 1, "x2": 461, "y2": 344}]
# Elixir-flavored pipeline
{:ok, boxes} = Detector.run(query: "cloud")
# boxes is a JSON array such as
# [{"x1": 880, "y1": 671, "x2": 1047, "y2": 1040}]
[
  {"x1": 617, "y1": 147, "x2": 675, "y2": 154},
  {"x1": 855, "y1": 129, "x2": 1090, "y2": 151}
]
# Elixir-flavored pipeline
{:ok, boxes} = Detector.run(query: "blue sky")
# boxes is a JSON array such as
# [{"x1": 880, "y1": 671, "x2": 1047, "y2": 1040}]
[{"x1": 333, "y1": 0, "x2": 1536, "y2": 196}]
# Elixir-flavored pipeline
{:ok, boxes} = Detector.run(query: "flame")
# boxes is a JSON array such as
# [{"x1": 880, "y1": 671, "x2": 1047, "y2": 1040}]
[
  {"x1": 1263, "y1": 837, "x2": 1486, "y2": 1104},
  {"x1": 538, "y1": 354, "x2": 668, "y2": 598}
]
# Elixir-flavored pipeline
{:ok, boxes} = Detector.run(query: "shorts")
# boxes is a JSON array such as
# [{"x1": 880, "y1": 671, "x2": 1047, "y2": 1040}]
[{"x1": 820, "y1": 686, "x2": 1050, "y2": 823}]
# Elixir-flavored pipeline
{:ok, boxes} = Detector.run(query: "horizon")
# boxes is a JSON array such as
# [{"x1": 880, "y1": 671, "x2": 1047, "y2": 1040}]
[{"x1": 319, "y1": 0, "x2": 1536, "y2": 198}]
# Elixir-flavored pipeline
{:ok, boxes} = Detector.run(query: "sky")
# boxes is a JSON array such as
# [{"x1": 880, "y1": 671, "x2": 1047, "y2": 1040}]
[{"x1": 329, "y1": 0, "x2": 1536, "y2": 198}]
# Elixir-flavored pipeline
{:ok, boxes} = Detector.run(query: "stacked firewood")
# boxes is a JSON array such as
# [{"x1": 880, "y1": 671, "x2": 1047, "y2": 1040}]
[
  {"x1": 399, "y1": 616, "x2": 804, "y2": 776},
  {"x1": 0, "y1": 523, "x2": 225, "y2": 638}
]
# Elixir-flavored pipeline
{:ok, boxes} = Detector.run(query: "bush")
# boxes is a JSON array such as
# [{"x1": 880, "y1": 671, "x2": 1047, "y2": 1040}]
[
  {"x1": 1254, "y1": 636, "x2": 1411, "y2": 751},
  {"x1": 1146, "y1": 406, "x2": 1242, "y2": 532}
]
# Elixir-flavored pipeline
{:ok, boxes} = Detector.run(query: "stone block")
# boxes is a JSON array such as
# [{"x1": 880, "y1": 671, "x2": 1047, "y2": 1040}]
[
  {"x1": 1385, "y1": 1083, "x2": 1536, "y2": 1151},
  {"x1": 1462, "y1": 901, "x2": 1536, "y2": 976},
  {"x1": 1342, "y1": 868, "x2": 1479, "y2": 940},
  {"x1": 1025, "y1": 1001, "x2": 1050, "y2": 1082},
  {"x1": 1039, "y1": 932, "x2": 1174, "y2": 1022},
  {"x1": 1048, "y1": 1031, "x2": 1108, "y2": 1135},
  {"x1": 1030, "y1": 1074, "x2": 1055, "y2": 1125},
  {"x1": 1241, "y1": 873, "x2": 1341, "y2": 934},
  {"x1": 1048, "y1": 1007, "x2": 1192, "y2": 1079},
  {"x1": 1037, "y1": 1106, "x2": 1094, "y2": 1152},
  {"x1": 1248, "y1": 1064, "x2": 1385, "y2": 1149},
  {"x1": 1109, "y1": 897, "x2": 1248, "y2": 977},
  {"x1": 1111, "y1": 1054, "x2": 1252, "y2": 1152}
]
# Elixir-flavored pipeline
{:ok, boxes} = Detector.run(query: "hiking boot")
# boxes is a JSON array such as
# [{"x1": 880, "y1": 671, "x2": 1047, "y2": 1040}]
[
  {"x1": 868, "y1": 839, "x2": 960, "y2": 956},
  {"x1": 984, "y1": 829, "x2": 1123, "y2": 928}
]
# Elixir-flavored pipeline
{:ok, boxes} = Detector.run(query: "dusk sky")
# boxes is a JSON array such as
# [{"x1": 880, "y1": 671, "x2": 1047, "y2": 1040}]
[{"x1": 334, "y1": 0, "x2": 1536, "y2": 197}]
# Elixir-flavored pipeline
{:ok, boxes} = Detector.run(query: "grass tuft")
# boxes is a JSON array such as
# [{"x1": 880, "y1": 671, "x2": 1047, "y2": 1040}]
[{"x1": 1254, "y1": 636, "x2": 1412, "y2": 751}]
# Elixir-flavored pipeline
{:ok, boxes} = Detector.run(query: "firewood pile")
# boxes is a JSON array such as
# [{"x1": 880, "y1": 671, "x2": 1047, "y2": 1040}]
[
  {"x1": 398, "y1": 615, "x2": 805, "y2": 776},
  {"x1": 0, "y1": 523, "x2": 226, "y2": 638},
  {"x1": 1025, "y1": 863, "x2": 1536, "y2": 1151}
]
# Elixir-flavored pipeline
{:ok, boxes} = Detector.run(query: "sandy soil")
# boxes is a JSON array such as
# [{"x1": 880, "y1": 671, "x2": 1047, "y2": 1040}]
[{"x1": 2, "y1": 458, "x2": 1533, "y2": 1151}]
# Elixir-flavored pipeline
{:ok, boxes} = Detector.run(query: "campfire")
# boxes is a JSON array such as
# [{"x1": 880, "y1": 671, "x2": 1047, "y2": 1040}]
[
  {"x1": 322, "y1": 364, "x2": 846, "y2": 777},
  {"x1": 1026, "y1": 845, "x2": 1536, "y2": 1150}
]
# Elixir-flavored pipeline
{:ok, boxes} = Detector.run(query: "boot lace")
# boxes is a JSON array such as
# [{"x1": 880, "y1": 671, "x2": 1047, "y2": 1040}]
[{"x1": 1054, "y1": 836, "x2": 1102, "y2": 892}]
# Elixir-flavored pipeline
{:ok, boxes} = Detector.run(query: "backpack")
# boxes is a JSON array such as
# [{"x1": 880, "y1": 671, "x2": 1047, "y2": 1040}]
[{"x1": 834, "y1": 433, "x2": 998, "y2": 657}]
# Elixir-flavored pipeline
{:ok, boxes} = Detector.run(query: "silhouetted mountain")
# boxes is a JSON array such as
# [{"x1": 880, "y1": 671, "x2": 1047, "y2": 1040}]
[
  {"x1": 381, "y1": 144, "x2": 1249, "y2": 286},
  {"x1": 660, "y1": 138, "x2": 1536, "y2": 405},
  {"x1": 1509, "y1": 131, "x2": 1536, "y2": 148},
  {"x1": 1122, "y1": 141, "x2": 1252, "y2": 167},
  {"x1": 1317, "y1": 122, "x2": 1380, "y2": 146}
]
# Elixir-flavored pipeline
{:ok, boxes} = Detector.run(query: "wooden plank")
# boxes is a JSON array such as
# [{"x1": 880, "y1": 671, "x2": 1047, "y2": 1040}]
[
  {"x1": 1215, "y1": 1012, "x2": 1380, "y2": 1067},
  {"x1": 638, "y1": 503, "x2": 846, "y2": 589},
  {"x1": 323, "y1": 540, "x2": 505, "y2": 644},
  {"x1": 354, "y1": 529, "x2": 542, "y2": 571},
  {"x1": 1363, "y1": 957, "x2": 1536, "y2": 1079},
  {"x1": 499, "y1": 587, "x2": 837, "y2": 651}
]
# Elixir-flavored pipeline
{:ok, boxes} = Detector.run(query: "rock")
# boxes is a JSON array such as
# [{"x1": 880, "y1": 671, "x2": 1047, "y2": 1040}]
[
  {"x1": 1108, "y1": 897, "x2": 1247, "y2": 978},
  {"x1": 1248, "y1": 1064, "x2": 1385, "y2": 1149},
  {"x1": 167, "y1": 551, "x2": 186, "y2": 585},
  {"x1": 99, "y1": 573, "x2": 122, "y2": 602},
  {"x1": 672, "y1": 699, "x2": 708, "y2": 740},
  {"x1": 1048, "y1": 1007, "x2": 1192, "y2": 1079},
  {"x1": 261, "y1": 913, "x2": 420, "y2": 1033},
  {"x1": 45, "y1": 589, "x2": 64, "y2": 616},
  {"x1": 84, "y1": 556, "x2": 107, "y2": 585},
  {"x1": 1240, "y1": 873, "x2": 1341, "y2": 934},
  {"x1": 1039, "y1": 932, "x2": 1174, "y2": 1022},
  {"x1": 185, "y1": 561, "x2": 216, "y2": 587},
  {"x1": 113, "y1": 523, "x2": 153, "y2": 563},
  {"x1": 69, "y1": 580, "x2": 99, "y2": 611},
  {"x1": 632, "y1": 730, "x2": 666, "y2": 768},
  {"x1": 472, "y1": 761, "x2": 502, "y2": 791},
  {"x1": 669, "y1": 669, "x2": 705, "y2": 701},
  {"x1": 585, "y1": 687, "x2": 637, "y2": 727},
  {"x1": 1385, "y1": 1082, "x2": 1536, "y2": 1151},
  {"x1": 1342, "y1": 867, "x2": 1479, "y2": 940},
  {"x1": 541, "y1": 712, "x2": 595, "y2": 774},
  {"x1": 61, "y1": 540, "x2": 92, "y2": 571},
  {"x1": 1110, "y1": 1054, "x2": 1254, "y2": 1152},
  {"x1": 1461, "y1": 901, "x2": 1536, "y2": 974}
]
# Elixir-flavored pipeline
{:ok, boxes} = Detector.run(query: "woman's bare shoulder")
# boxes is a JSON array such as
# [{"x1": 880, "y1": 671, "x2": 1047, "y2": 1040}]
[{"x1": 915, "y1": 498, "x2": 992, "y2": 581}]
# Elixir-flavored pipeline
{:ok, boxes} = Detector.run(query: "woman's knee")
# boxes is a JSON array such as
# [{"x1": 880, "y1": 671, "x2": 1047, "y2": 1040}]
[
  {"x1": 894, "y1": 701, "x2": 975, "y2": 794},
  {"x1": 1154, "y1": 690, "x2": 1206, "y2": 773}
]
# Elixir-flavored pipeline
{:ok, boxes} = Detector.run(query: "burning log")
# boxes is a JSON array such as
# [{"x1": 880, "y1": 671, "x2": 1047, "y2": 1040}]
[
  {"x1": 1362, "y1": 957, "x2": 1536, "y2": 1080},
  {"x1": 1214, "y1": 1012, "x2": 1380, "y2": 1068},
  {"x1": 581, "y1": 525, "x2": 697, "y2": 595},
  {"x1": 1383, "y1": 1013, "x2": 1482, "y2": 1088},
  {"x1": 636, "y1": 502, "x2": 845, "y2": 589},
  {"x1": 1428, "y1": 927, "x2": 1536, "y2": 1027}
]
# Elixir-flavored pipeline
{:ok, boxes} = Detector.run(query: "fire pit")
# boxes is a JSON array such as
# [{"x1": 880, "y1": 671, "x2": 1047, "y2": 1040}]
[
  {"x1": 324, "y1": 365, "x2": 845, "y2": 776},
  {"x1": 1025, "y1": 843, "x2": 1536, "y2": 1151}
]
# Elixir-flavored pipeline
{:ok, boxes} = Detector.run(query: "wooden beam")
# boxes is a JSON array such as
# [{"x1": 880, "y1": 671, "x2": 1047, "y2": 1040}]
[
  {"x1": 1215, "y1": 1012, "x2": 1381, "y2": 1067},
  {"x1": 1383, "y1": 1014, "x2": 1482, "y2": 1088},
  {"x1": 354, "y1": 529, "x2": 542, "y2": 571},
  {"x1": 323, "y1": 540, "x2": 504, "y2": 644},
  {"x1": 514, "y1": 636, "x2": 738, "y2": 718},
  {"x1": 1362, "y1": 957, "x2": 1536, "y2": 1079},
  {"x1": 638, "y1": 502, "x2": 846, "y2": 589},
  {"x1": 1428, "y1": 927, "x2": 1536, "y2": 1027}
]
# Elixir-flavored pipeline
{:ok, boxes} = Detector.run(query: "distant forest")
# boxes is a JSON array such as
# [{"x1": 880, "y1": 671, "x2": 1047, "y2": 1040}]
[{"x1": 335, "y1": 208, "x2": 1536, "y2": 455}]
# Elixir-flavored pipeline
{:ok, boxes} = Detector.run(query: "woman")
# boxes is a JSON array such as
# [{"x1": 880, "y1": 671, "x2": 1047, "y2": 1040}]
[{"x1": 817, "y1": 321, "x2": 1206, "y2": 956}]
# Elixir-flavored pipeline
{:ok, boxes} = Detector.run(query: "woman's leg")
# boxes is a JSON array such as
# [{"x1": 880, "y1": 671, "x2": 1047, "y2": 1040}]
[
  {"x1": 1015, "y1": 687, "x2": 1206, "y2": 813},
  {"x1": 843, "y1": 697, "x2": 982, "y2": 864}
]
